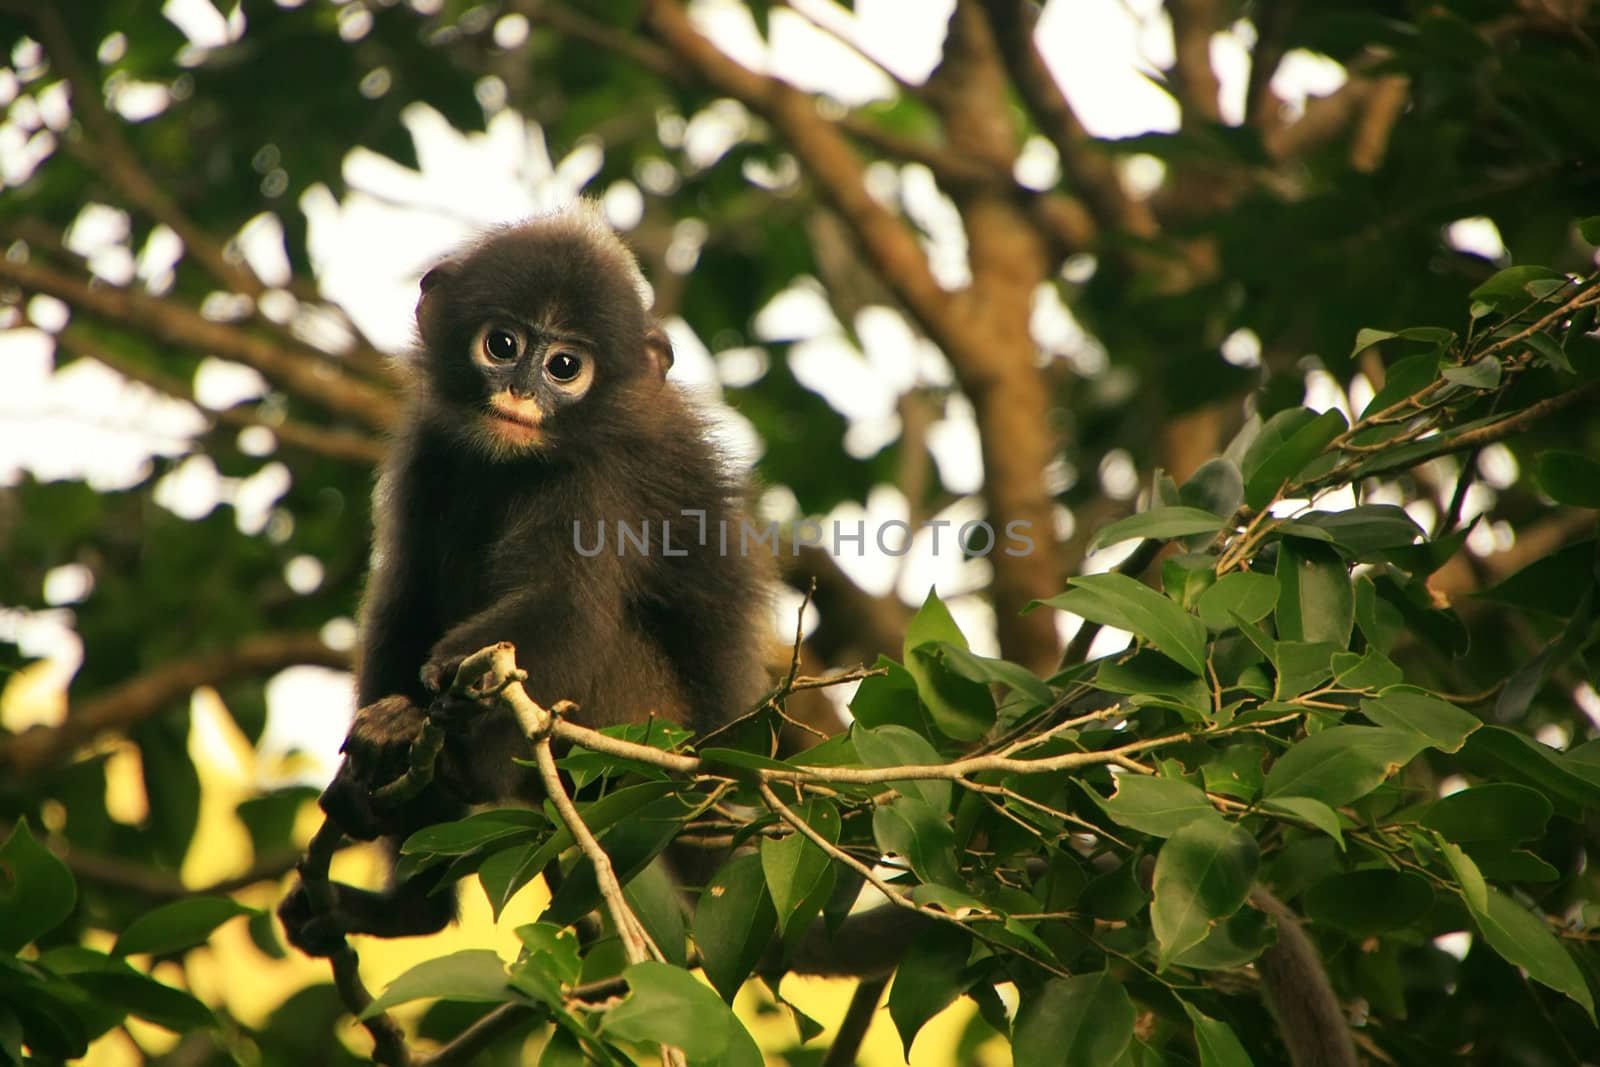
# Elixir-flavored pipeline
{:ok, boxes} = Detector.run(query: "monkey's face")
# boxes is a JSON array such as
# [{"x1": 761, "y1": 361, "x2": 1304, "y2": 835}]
[
  {"x1": 466, "y1": 316, "x2": 597, "y2": 454},
  {"x1": 414, "y1": 214, "x2": 674, "y2": 462}
]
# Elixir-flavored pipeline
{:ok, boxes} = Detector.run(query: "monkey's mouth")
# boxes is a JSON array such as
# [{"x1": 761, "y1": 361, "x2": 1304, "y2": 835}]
[{"x1": 486, "y1": 402, "x2": 545, "y2": 446}]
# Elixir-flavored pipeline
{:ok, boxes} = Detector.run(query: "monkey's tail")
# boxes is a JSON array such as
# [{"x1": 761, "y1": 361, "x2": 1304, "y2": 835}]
[{"x1": 1253, "y1": 886, "x2": 1361, "y2": 1067}]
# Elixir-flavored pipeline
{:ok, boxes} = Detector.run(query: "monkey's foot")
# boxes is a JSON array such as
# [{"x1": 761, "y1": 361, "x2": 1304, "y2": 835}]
[{"x1": 277, "y1": 879, "x2": 349, "y2": 958}]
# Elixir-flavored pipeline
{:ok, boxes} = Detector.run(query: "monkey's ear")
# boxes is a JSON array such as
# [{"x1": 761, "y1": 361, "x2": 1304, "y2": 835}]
[
  {"x1": 415, "y1": 260, "x2": 460, "y2": 334},
  {"x1": 644, "y1": 326, "x2": 674, "y2": 382}
]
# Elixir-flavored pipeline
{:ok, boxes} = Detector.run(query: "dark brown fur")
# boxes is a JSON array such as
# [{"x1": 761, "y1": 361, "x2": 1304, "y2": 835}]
[{"x1": 280, "y1": 208, "x2": 771, "y2": 953}]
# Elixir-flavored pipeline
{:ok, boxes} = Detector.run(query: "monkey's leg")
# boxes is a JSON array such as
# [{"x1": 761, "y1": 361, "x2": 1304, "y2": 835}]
[{"x1": 279, "y1": 847, "x2": 459, "y2": 957}]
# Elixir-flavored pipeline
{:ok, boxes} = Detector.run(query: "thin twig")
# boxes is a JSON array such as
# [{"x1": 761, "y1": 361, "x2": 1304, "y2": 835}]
[{"x1": 534, "y1": 735, "x2": 656, "y2": 965}]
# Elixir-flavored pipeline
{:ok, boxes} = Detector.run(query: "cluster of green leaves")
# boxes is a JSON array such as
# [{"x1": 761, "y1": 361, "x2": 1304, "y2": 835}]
[
  {"x1": 365, "y1": 259, "x2": 1600, "y2": 1063},
  {"x1": 0, "y1": 822, "x2": 260, "y2": 1062}
]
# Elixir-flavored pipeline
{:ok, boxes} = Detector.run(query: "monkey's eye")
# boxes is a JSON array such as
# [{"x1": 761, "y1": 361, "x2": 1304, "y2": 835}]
[
  {"x1": 480, "y1": 326, "x2": 523, "y2": 363},
  {"x1": 545, "y1": 351, "x2": 584, "y2": 384}
]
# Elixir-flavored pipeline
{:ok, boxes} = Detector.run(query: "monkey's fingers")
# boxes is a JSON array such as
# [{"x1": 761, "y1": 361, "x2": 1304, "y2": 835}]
[
  {"x1": 321, "y1": 695, "x2": 429, "y2": 838},
  {"x1": 419, "y1": 654, "x2": 464, "y2": 695}
]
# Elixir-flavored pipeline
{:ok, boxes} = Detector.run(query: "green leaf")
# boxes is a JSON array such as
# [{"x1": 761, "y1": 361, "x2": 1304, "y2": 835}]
[
  {"x1": 1470, "y1": 890, "x2": 1595, "y2": 1020},
  {"x1": 537, "y1": 1027, "x2": 589, "y2": 1067},
  {"x1": 1093, "y1": 651, "x2": 1213, "y2": 720},
  {"x1": 760, "y1": 799, "x2": 840, "y2": 937},
  {"x1": 1261, "y1": 797, "x2": 1344, "y2": 848},
  {"x1": 362, "y1": 950, "x2": 510, "y2": 1017},
  {"x1": 1418, "y1": 783, "x2": 1552, "y2": 843},
  {"x1": 491, "y1": 781, "x2": 679, "y2": 917},
  {"x1": 0, "y1": 821, "x2": 76, "y2": 953},
  {"x1": 1354, "y1": 574, "x2": 1405, "y2": 652},
  {"x1": 478, "y1": 841, "x2": 545, "y2": 920},
  {"x1": 1463, "y1": 843, "x2": 1559, "y2": 883},
  {"x1": 1196, "y1": 571, "x2": 1278, "y2": 631},
  {"x1": 1303, "y1": 870, "x2": 1432, "y2": 935},
  {"x1": 1523, "y1": 331, "x2": 1573, "y2": 372},
  {"x1": 873, "y1": 797, "x2": 961, "y2": 888},
  {"x1": 1462, "y1": 727, "x2": 1600, "y2": 815},
  {"x1": 692, "y1": 854, "x2": 776, "y2": 1003},
  {"x1": 1263, "y1": 727, "x2": 1429, "y2": 806},
  {"x1": 1089, "y1": 506, "x2": 1227, "y2": 551},
  {"x1": 886, "y1": 923, "x2": 972, "y2": 1057},
  {"x1": 113, "y1": 896, "x2": 253, "y2": 957},
  {"x1": 403, "y1": 809, "x2": 549, "y2": 856},
  {"x1": 512, "y1": 921, "x2": 582, "y2": 991},
  {"x1": 848, "y1": 658, "x2": 931, "y2": 735},
  {"x1": 1093, "y1": 775, "x2": 1215, "y2": 838},
  {"x1": 1293, "y1": 506, "x2": 1423, "y2": 558},
  {"x1": 625, "y1": 857, "x2": 689, "y2": 968},
  {"x1": 602, "y1": 962, "x2": 762, "y2": 1067},
  {"x1": 1358, "y1": 351, "x2": 1438, "y2": 421},
  {"x1": 1037, "y1": 573, "x2": 1208, "y2": 676},
  {"x1": 1180, "y1": 458, "x2": 1245, "y2": 520},
  {"x1": 1474, "y1": 539, "x2": 1595, "y2": 619},
  {"x1": 1441, "y1": 356, "x2": 1502, "y2": 390},
  {"x1": 1437, "y1": 838, "x2": 1488, "y2": 914},
  {"x1": 544, "y1": 793, "x2": 694, "y2": 927},
  {"x1": 1275, "y1": 540, "x2": 1353, "y2": 646},
  {"x1": 1535, "y1": 451, "x2": 1600, "y2": 508},
  {"x1": 1240, "y1": 408, "x2": 1348, "y2": 508},
  {"x1": 55, "y1": 956, "x2": 214, "y2": 1033},
  {"x1": 1360, "y1": 687, "x2": 1480, "y2": 752},
  {"x1": 1170, "y1": 907, "x2": 1276, "y2": 970},
  {"x1": 1469, "y1": 265, "x2": 1567, "y2": 312},
  {"x1": 1271, "y1": 641, "x2": 1339, "y2": 700},
  {"x1": 1332, "y1": 648, "x2": 1403, "y2": 691},
  {"x1": 1181, "y1": 1001, "x2": 1255, "y2": 1067},
  {"x1": 1012, "y1": 973, "x2": 1135, "y2": 1067},
  {"x1": 1152, "y1": 816, "x2": 1259, "y2": 965},
  {"x1": 934, "y1": 643, "x2": 1054, "y2": 708},
  {"x1": 1350, "y1": 327, "x2": 1397, "y2": 356},
  {"x1": 852, "y1": 724, "x2": 952, "y2": 812},
  {"x1": 1580, "y1": 215, "x2": 1600, "y2": 245},
  {"x1": 903, "y1": 590, "x2": 995, "y2": 740}
]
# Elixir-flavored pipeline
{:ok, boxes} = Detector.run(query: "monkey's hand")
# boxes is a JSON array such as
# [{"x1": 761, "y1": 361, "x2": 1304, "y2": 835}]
[
  {"x1": 420, "y1": 650, "x2": 501, "y2": 701},
  {"x1": 319, "y1": 695, "x2": 436, "y2": 840}
]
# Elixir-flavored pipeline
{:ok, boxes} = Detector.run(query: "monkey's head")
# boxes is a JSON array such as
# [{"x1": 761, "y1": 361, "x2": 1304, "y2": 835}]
[{"x1": 413, "y1": 206, "x2": 674, "y2": 460}]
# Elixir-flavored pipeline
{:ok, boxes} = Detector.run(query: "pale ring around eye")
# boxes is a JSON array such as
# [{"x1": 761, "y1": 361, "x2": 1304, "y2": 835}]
[
  {"x1": 546, "y1": 351, "x2": 584, "y2": 383},
  {"x1": 479, "y1": 325, "x2": 522, "y2": 363}
]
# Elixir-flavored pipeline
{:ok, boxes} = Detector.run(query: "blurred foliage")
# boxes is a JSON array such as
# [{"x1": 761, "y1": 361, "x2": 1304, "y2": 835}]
[{"x1": 1, "y1": 0, "x2": 1599, "y2": 1064}]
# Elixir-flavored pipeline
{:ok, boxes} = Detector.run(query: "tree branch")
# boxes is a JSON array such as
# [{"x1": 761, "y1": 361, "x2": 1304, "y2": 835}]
[
  {"x1": 1166, "y1": 0, "x2": 1225, "y2": 125},
  {"x1": 0, "y1": 254, "x2": 395, "y2": 430},
  {"x1": 58, "y1": 328, "x2": 385, "y2": 465},
  {"x1": 983, "y1": 0, "x2": 1156, "y2": 239},
  {"x1": 0, "y1": 632, "x2": 349, "y2": 778},
  {"x1": 640, "y1": 0, "x2": 958, "y2": 350},
  {"x1": 1349, "y1": 74, "x2": 1409, "y2": 174},
  {"x1": 22, "y1": 4, "x2": 259, "y2": 299},
  {"x1": 1244, "y1": 0, "x2": 1295, "y2": 134},
  {"x1": 17, "y1": 4, "x2": 396, "y2": 384},
  {"x1": 0, "y1": 821, "x2": 302, "y2": 901}
]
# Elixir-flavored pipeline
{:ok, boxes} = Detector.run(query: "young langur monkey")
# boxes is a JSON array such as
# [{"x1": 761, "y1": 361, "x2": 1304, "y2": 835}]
[{"x1": 279, "y1": 206, "x2": 773, "y2": 953}]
